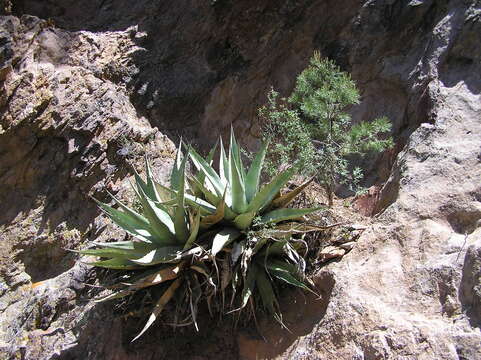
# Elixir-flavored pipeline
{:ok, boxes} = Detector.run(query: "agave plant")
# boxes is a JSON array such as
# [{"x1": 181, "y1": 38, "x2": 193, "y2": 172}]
[
  {"x1": 184, "y1": 132, "x2": 321, "y2": 317},
  {"x1": 82, "y1": 131, "x2": 322, "y2": 340}
]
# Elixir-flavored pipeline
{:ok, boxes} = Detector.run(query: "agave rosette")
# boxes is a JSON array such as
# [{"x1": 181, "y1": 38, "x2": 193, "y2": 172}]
[
  {"x1": 185, "y1": 131, "x2": 321, "y2": 319},
  {"x1": 83, "y1": 131, "x2": 322, "y2": 340}
]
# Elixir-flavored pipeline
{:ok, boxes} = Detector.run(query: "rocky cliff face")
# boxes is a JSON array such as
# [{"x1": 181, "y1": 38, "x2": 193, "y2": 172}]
[{"x1": 0, "y1": 0, "x2": 480, "y2": 359}]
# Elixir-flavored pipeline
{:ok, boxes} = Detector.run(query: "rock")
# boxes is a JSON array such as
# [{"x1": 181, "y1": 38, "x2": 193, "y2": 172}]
[
  {"x1": 460, "y1": 238, "x2": 481, "y2": 327},
  {"x1": 319, "y1": 246, "x2": 346, "y2": 262},
  {"x1": 339, "y1": 241, "x2": 356, "y2": 251},
  {"x1": 10, "y1": 0, "x2": 476, "y2": 159},
  {"x1": 353, "y1": 185, "x2": 381, "y2": 216},
  {"x1": 0, "y1": 0, "x2": 480, "y2": 359},
  {"x1": 251, "y1": 24, "x2": 481, "y2": 359},
  {"x1": 332, "y1": 227, "x2": 364, "y2": 245},
  {"x1": 0, "y1": 15, "x2": 176, "y2": 282},
  {"x1": 0, "y1": 13, "x2": 176, "y2": 360}
]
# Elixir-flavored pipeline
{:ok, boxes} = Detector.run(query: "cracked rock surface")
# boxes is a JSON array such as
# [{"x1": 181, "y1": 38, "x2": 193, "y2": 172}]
[{"x1": 0, "y1": 1, "x2": 480, "y2": 359}]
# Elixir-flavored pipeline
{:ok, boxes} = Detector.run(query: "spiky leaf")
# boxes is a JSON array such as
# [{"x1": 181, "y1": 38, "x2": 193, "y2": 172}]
[
  {"x1": 219, "y1": 137, "x2": 230, "y2": 187},
  {"x1": 170, "y1": 139, "x2": 184, "y2": 191},
  {"x1": 211, "y1": 228, "x2": 241, "y2": 256},
  {"x1": 195, "y1": 140, "x2": 217, "y2": 190},
  {"x1": 259, "y1": 207, "x2": 320, "y2": 224},
  {"x1": 132, "y1": 278, "x2": 182, "y2": 342},
  {"x1": 189, "y1": 146, "x2": 224, "y2": 197},
  {"x1": 133, "y1": 184, "x2": 177, "y2": 245},
  {"x1": 93, "y1": 198, "x2": 156, "y2": 244},
  {"x1": 245, "y1": 142, "x2": 268, "y2": 203},
  {"x1": 97, "y1": 263, "x2": 184, "y2": 302},
  {"x1": 271, "y1": 176, "x2": 315, "y2": 209},
  {"x1": 230, "y1": 128, "x2": 246, "y2": 182},
  {"x1": 239, "y1": 263, "x2": 258, "y2": 309},
  {"x1": 173, "y1": 155, "x2": 189, "y2": 243},
  {"x1": 184, "y1": 194, "x2": 217, "y2": 215},
  {"x1": 200, "y1": 194, "x2": 225, "y2": 229},
  {"x1": 256, "y1": 268, "x2": 278, "y2": 316},
  {"x1": 265, "y1": 260, "x2": 312, "y2": 293},
  {"x1": 87, "y1": 258, "x2": 143, "y2": 270},
  {"x1": 131, "y1": 246, "x2": 183, "y2": 265},
  {"x1": 183, "y1": 210, "x2": 201, "y2": 250},
  {"x1": 247, "y1": 167, "x2": 296, "y2": 214},
  {"x1": 229, "y1": 147, "x2": 248, "y2": 214}
]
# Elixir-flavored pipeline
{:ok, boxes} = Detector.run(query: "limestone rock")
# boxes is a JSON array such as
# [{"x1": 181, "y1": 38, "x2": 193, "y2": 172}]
[
  {"x1": 460, "y1": 240, "x2": 481, "y2": 327},
  {"x1": 318, "y1": 246, "x2": 346, "y2": 262},
  {"x1": 0, "y1": 0, "x2": 480, "y2": 359},
  {"x1": 244, "y1": 30, "x2": 481, "y2": 360},
  {"x1": 0, "y1": 14, "x2": 176, "y2": 360}
]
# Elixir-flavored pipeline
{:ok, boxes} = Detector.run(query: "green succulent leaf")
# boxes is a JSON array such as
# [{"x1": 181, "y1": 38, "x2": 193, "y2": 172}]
[
  {"x1": 105, "y1": 191, "x2": 149, "y2": 226},
  {"x1": 256, "y1": 268, "x2": 279, "y2": 316},
  {"x1": 133, "y1": 165, "x2": 159, "y2": 203},
  {"x1": 252, "y1": 237, "x2": 270, "y2": 255},
  {"x1": 132, "y1": 278, "x2": 182, "y2": 342},
  {"x1": 233, "y1": 211, "x2": 256, "y2": 230},
  {"x1": 131, "y1": 246, "x2": 183, "y2": 265},
  {"x1": 211, "y1": 228, "x2": 242, "y2": 256},
  {"x1": 245, "y1": 141, "x2": 268, "y2": 203},
  {"x1": 230, "y1": 128, "x2": 246, "y2": 182},
  {"x1": 174, "y1": 155, "x2": 190, "y2": 243},
  {"x1": 196, "y1": 140, "x2": 217, "y2": 189},
  {"x1": 257, "y1": 240, "x2": 288, "y2": 257},
  {"x1": 78, "y1": 247, "x2": 149, "y2": 259},
  {"x1": 188, "y1": 174, "x2": 221, "y2": 206},
  {"x1": 133, "y1": 184, "x2": 177, "y2": 245},
  {"x1": 189, "y1": 146, "x2": 224, "y2": 197},
  {"x1": 219, "y1": 137, "x2": 230, "y2": 187},
  {"x1": 92, "y1": 198, "x2": 156, "y2": 244},
  {"x1": 144, "y1": 157, "x2": 163, "y2": 202},
  {"x1": 271, "y1": 176, "x2": 315, "y2": 209},
  {"x1": 184, "y1": 194, "x2": 217, "y2": 215},
  {"x1": 239, "y1": 262, "x2": 257, "y2": 310},
  {"x1": 247, "y1": 166, "x2": 296, "y2": 214},
  {"x1": 153, "y1": 181, "x2": 175, "y2": 204},
  {"x1": 265, "y1": 259, "x2": 312, "y2": 293},
  {"x1": 229, "y1": 150, "x2": 248, "y2": 213},
  {"x1": 87, "y1": 258, "x2": 144, "y2": 270},
  {"x1": 184, "y1": 210, "x2": 201, "y2": 250},
  {"x1": 170, "y1": 138, "x2": 184, "y2": 191},
  {"x1": 91, "y1": 241, "x2": 140, "y2": 250},
  {"x1": 259, "y1": 207, "x2": 321, "y2": 224}
]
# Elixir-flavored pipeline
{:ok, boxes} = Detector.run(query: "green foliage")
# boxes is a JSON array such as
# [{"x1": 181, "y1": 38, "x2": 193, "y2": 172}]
[
  {"x1": 259, "y1": 89, "x2": 317, "y2": 177},
  {"x1": 84, "y1": 132, "x2": 322, "y2": 340},
  {"x1": 261, "y1": 51, "x2": 393, "y2": 204}
]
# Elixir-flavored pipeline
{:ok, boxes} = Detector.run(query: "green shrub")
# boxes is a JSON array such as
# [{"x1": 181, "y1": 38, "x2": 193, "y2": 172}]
[
  {"x1": 259, "y1": 89, "x2": 317, "y2": 177},
  {"x1": 261, "y1": 51, "x2": 393, "y2": 205},
  {"x1": 83, "y1": 131, "x2": 322, "y2": 340}
]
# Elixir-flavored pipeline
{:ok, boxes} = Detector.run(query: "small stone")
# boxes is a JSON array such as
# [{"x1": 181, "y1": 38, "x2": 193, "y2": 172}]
[
  {"x1": 319, "y1": 246, "x2": 346, "y2": 262},
  {"x1": 340, "y1": 241, "x2": 356, "y2": 250}
]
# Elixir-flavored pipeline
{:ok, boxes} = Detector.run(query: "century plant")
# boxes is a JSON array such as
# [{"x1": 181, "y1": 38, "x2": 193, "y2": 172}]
[{"x1": 82, "y1": 131, "x2": 322, "y2": 341}]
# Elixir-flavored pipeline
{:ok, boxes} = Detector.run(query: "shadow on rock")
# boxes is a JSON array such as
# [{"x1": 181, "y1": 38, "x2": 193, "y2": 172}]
[
  {"x1": 459, "y1": 242, "x2": 481, "y2": 328},
  {"x1": 237, "y1": 271, "x2": 335, "y2": 359}
]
